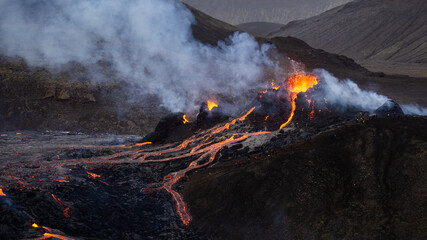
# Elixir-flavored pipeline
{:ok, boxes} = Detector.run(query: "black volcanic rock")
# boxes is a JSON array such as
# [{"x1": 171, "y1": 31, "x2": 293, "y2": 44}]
[
  {"x1": 183, "y1": 116, "x2": 427, "y2": 239},
  {"x1": 142, "y1": 112, "x2": 187, "y2": 143},
  {"x1": 374, "y1": 100, "x2": 404, "y2": 117}
]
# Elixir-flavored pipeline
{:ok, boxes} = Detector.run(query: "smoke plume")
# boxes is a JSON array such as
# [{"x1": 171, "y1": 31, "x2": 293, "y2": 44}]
[
  {"x1": 314, "y1": 69, "x2": 427, "y2": 115},
  {"x1": 1, "y1": 1, "x2": 425, "y2": 117},
  {"x1": 315, "y1": 69, "x2": 388, "y2": 112},
  {"x1": 0, "y1": 0, "x2": 274, "y2": 112}
]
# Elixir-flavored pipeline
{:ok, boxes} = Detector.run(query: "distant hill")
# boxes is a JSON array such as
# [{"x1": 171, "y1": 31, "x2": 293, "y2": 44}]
[
  {"x1": 183, "y1": 0, "x2": 352, "y2": 25},
  {"x1": 237, "y1": 22, "x2": 284, "y2": 36},
  {"x1": 268, "y1": 0, "x2": 427, "y2": 77}
]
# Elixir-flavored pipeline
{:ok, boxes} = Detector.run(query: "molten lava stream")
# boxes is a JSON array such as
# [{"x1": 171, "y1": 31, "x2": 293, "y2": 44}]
[
  {"x1": 138, "y1": 107, "x2": 268, "y2": 225},
  {"x1": 280, "y1": 74, "x2": 318, "y2": 129},
  {"x1": 28, "y1": 233, "x2": 76, "y2": 240},
  {"x1": 160, "y1": 132, "x2": 268, "y2": 225}
]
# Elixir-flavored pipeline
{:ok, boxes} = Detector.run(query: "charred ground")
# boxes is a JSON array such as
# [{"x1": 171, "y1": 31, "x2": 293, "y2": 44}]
[{"x1": 183, "y1": 116, "x2": 427, "y2": 239}]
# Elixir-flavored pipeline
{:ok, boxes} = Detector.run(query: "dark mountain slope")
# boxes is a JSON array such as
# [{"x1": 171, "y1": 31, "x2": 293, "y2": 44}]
[
  {"x1": 183, "y1": 0, "x2": 352, "y2": 25},
  {"x1": 189, "y1": 5, "x2": 427, "y2": 106},
  {"x1": 269, "y1": 0, "x2": 427, "y2": 77},
  {"x1": 183, "y1": 116, "x2": 427, "y2": 239},
  {"x1": 236, "y1": 22, "x2": 284, "y2": 36}
]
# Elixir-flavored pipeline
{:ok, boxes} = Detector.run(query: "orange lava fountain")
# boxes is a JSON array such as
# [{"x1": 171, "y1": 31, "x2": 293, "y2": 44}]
[
  {"x1": 206, "y1": 100, "x2": 218, "y2": 111},
  {"x1": 280, "y1": 74, "x2": 318, "y2": 129},
  {"x1": 0, "y1": 188, "x2": 5, "y2": 196},
  {"x1": 182, "y1": 114, "x2": 189, "y2": 124}
]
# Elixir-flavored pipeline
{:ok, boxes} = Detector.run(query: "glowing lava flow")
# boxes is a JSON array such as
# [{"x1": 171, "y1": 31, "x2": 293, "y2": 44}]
[
  {"x1": 207, "y1": 100, "x2": 218, "y2": 111},
  {"x1": 0, "y1": 188, "x2": 5, "y2": 196},
  {"x1": 135, "y1": 107, "x2": 269, "y2": 225},
  {"x1": 280, "y1": 74, "x2": 318, "y2": 129},
  {"x1": 161, "y1": 131, "x2": 267, "y2": 225},
  {"x1": 51, "y1": 194, "x2": 71, "y2": 218},
  {"x1": 31, "y1": 223, "x2": 73, "y2": 240},
  {"x1": 30, "y1": 233, "x2": 75, "y2": 240}
]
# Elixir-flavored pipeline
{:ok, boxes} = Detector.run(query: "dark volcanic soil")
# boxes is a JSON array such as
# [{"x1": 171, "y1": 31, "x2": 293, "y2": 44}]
[
  {"x1": 183, "y1": 116, "x2": 427, "y2": 239},
  {"x1": 0, "y1": 131, "x2": 203, "y2": 239}
]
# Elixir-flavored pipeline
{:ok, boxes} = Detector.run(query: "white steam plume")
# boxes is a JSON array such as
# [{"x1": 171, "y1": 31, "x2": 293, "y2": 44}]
[
  {"x1": 0, "y1": 0, "x2": 274, "y2": 112},
  {"x1": 401, "y1": 104, "x2": 427, "y2": 116},
  {"x1": 315, "y1": 69, "x2": 389, "y2": 112},
  {"x1": 314, "y1": 69, "x2": 427, "y2": 115}
]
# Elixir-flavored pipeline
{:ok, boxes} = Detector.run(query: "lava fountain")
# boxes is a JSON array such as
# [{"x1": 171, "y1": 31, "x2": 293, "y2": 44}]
[{"x1": 280, "y1": 74, "x2": 318, "y2": 129}]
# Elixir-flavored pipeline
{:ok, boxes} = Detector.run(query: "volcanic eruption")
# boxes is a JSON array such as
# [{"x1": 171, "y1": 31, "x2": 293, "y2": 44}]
[{"x1": 0, "y1": 0, "x2": 425, "y2": 240}]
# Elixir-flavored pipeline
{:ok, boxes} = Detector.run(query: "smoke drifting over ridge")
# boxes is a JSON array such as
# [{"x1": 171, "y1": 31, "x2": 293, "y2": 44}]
[
  {"x1": 315, "y1": 69, "x2": 388, "y2": 112},
  {"x1": 314, "y1": 70, "x2": 427, "y2": 116},
  {"x1": 0, "y1": 0, "x2": 425, "y2": 116},
  {"x1": 0, "y1": 0, "x2": 274, "y2": 112}
]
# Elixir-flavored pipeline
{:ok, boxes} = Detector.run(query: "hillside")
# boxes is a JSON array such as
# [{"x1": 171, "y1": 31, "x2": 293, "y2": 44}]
[
  {"x1": 183, "y1": 0, "x2": 352, "y2": 25},
  {"x1": 268, "y1": 0, "x2": 427, "y2": 77},
  {"x1": 236, "y1": 22, "x2": 284, "y2": 36},
  {"x1": 183, "y1": 116, "x2": 427, "y2": 239}
]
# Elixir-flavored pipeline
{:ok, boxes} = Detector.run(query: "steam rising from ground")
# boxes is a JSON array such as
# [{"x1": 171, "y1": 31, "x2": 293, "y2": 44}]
[
  {"x1": 314, "y1": 69, "x2": 427, "y2": 115},
  {"x1": 0, "y1": 0, "x2": 273, "y2": 112},
  {"x1": 401, "y1": 104, "x2": 427, "y2": 116},
  {"x1": 315, "y1": 69, "x2": 388, "y2": 112}
]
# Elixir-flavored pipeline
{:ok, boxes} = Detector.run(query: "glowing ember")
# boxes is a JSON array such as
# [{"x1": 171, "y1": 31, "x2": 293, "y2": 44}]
[
  {"x1": 182, "y1": 114, "x2": 189, "y2": 124},
  {"x1": 207, "y1": 100, "x2": 218, "y2": 111},
  {"x1": 32, "y1": 223, "x2": 39, "y2": 228},
  {"x1": 87, "y1": 172, "x2": 101, "y2": 179},
  {"x1": 280, "y1": 74, "x2": 318, "y2": 129},
  {"x1": 0, "y1": 188, "x2": 5, "y2": 196},
  {"x1": 63, "y1": 207, "x2": 71, "y2": 218}
]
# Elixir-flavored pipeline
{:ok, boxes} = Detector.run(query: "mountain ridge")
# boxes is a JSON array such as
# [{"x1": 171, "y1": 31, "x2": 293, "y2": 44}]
[{"x1": 268, "y1": 0, "x2": 427, "y2": 77}]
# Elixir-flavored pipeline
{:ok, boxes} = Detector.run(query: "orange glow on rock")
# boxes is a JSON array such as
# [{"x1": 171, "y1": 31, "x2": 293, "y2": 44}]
[
  {"x1": 0, "y1": 188, "x2": 5, "y2": 196},
  {"x1": 51, "y1": 194, "x2": 71, "y2": 218},
  {"x1": 206, "y1": 100, "x2": 218, "y2": 111},
  {"x1": 87, "y1": 172, "x2": 101, "y2": 179}
]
